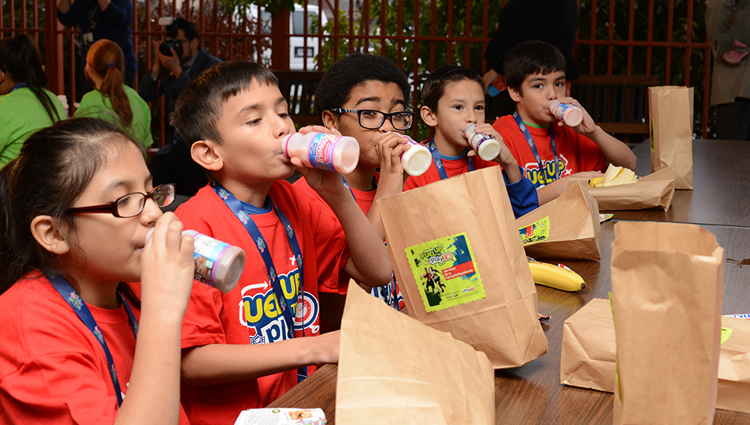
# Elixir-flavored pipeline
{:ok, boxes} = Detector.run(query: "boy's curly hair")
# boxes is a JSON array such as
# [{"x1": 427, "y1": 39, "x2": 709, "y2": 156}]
[
  {"x1": 503, "y1": 40, "x2": 566, "y2": 95},
  {"x1": 314, "y1": 53, "x2": 411, "y2": 121}
]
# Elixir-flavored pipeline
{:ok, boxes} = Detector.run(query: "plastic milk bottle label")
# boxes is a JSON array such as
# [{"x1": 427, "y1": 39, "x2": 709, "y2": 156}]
[
  {"x1": 308, "y1": 133, "x2": 338, "y2": 172},
  {"x1": 192, "y1": 234, "x2": 231, "y2": 286},
  {"x1": 405, "y1": 233, "x2": 486, "y2": 312}
]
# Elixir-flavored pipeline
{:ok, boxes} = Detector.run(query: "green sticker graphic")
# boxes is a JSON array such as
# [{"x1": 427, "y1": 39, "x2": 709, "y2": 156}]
[
  {"x1": 405, "y1": 233, "x2": 486, "y2": 312},
  {"x1": 519, "y1": 216, "x2": 550, "y2": 245},
  {"x1": 721, "y1": 327, "x2": 733, "y2": 344}
]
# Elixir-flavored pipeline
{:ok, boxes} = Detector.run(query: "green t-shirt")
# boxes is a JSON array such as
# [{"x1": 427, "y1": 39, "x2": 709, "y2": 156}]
[
  {"x1": 0, "y1": 87, "x2": 65, "y2": 167},
  {"x1": 76, "y1": 85, "x2": 153, "y2": 149}
]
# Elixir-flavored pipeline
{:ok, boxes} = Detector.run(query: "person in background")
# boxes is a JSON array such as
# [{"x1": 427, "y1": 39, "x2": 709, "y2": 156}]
[
  {"x1": 0, "y1": 117, "x2": 193, "y2": 424},
  {"x1": 76, "y1": 39, "x2": 153, "y2": 150},
  {"x1": 57, "y1": 0, "x2": 137, "y2": 89},
  {"x1": 706, "y1": 0, "x2": 750, "y2": 141},
  {"x1": 482, "y1": 0, "x2": 579, "y2": 119},
  {"x1": 139, "y1": 18, "x2": 222, "y2": 198},
  {"x1": 0, "y1": 34, "x2": 65, "y2": 168},
  {"x1": 138, "y1": 17, "x2": 221, "y2": 140},
  {"x1": 492, "y1": 41, "x2": 636, "y2": 205}
]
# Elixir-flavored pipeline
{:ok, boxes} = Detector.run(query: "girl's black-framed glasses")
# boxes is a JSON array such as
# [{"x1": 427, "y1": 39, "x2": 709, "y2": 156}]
[{"x1": 66, "y1": 183, "x2": 176, "y2": 218}]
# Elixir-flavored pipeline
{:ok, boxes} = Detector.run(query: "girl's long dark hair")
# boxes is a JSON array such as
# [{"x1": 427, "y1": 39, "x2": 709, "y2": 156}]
[
  {"x1": 0, "y1": 118, "x2": 141, "y2": 307},
  {"x1": 0, "y1": 34, "x2": 61, "y2": 123}
]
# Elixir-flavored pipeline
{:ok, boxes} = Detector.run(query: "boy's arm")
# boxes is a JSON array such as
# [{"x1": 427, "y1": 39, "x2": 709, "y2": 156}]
[
  {"x1": 559, "y1": 96, "x2": 637, "y2": 171},
  {"x1": 181, "y1": 332, "x2": 339, "y2": 386},
  {"x1": 293, "y1": 160, "x2": 393, "y2": 288},
  {"x1": 366, "y1": 132, "x2": 411, "y2": 240}
]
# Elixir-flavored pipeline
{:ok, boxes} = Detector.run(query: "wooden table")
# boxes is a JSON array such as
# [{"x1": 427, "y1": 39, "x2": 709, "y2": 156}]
[
  {"x1": 269, "y1": 222, "x2": 750, "y2": 424},
  {"x1": 269, "y1": 139, "x2": 750, "y2": 423},
  {"x1": 609, "y1": 139, "x2": 750, "y2": 227}
]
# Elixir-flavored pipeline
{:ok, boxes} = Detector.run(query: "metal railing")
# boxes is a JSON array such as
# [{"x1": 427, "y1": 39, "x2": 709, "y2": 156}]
[{"x1": 2, "y1": 0, "x2": 715, "y2": 144}]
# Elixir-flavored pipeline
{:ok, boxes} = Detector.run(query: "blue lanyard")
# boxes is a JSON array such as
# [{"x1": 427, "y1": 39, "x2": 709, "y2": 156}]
[
  {"x1": 512, "y1": 111, "x2": 560, "y2": 183},
  {"x1": 9, "y1": 82, "x2": 27, "y2": 93},
  {"x1": 50, "y1": 275, "x2": 138, "y2": 408},
  {"x1": 211, "y1": 182, "x2": 307, "y2": 382},
  {"x1": 427, "y1": 138, "x2": 474, "y2": 181}
]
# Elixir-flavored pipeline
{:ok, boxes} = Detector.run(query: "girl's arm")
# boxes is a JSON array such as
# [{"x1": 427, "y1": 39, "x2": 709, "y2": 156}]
[{"x1": 114, "y1": 213, "x2": 194, "y2": 425}]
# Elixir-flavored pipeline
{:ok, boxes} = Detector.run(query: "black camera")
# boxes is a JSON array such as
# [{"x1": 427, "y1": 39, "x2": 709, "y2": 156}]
[{"x1": 159, "y1": 38, "x2": 183, "y2": 57}]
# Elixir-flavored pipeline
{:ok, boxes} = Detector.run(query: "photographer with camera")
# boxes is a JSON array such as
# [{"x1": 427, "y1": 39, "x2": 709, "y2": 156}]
[
  {"x1": 138, "y1": 18, "x2": 221, "y2": 137},
  {"x1": 140, "y1": 18, "x2": 221, "y2": 199},
  {"x1": 57, "y1": 0, "x2": 137, "y2": 89}
]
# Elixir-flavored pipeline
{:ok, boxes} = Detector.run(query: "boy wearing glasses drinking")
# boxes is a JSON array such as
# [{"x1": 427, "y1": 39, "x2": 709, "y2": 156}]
[
  {"x1": 405, "y1": 65, "x2": 539, "y2": 218},
  {"x1": 294, "y1": 53, "x2": 415, "y2": 314}
]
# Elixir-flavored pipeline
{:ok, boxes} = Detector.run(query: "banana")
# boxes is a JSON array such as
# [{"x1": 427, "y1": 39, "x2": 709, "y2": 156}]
[{"x1": 528, "y1": 260, "x2": 586, "y2": 292}]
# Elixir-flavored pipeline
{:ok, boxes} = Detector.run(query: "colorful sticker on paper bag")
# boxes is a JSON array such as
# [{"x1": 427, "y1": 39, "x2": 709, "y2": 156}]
[
  {"x1": 405, "y1": 233, "x2": 486, "y2": 312},
  {"x1": 519, "y1": 216, "x2": 550, "y2": 245},
  {"x1": 721, "y1": 327, "x2": 733, "y2": 344}
]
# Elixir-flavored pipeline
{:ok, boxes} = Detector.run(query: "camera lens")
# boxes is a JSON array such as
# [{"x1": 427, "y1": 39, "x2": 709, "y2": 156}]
[{"x1": 158, "y1": 38, "x2": 183, "y2": 57}]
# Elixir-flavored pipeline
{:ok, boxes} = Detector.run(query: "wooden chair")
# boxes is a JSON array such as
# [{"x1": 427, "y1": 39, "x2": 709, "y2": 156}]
[
  {"x1": 570, "y1": 74, "x2": 664, "y2": 145},
  {"x1": 273, "y1": 70, "x2": 326, "y2": 126}
]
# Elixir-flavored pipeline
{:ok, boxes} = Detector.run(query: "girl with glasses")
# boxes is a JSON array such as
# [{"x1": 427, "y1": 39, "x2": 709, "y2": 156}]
[{"x1": 0, "y1": 117, "x2": 193, "y2": 425}]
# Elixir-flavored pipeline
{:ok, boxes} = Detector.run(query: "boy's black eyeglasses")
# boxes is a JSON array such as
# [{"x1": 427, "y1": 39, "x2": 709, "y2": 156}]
[
  {"x1": 67, "y1": 184, "x2": 176, "y2": 218},
  {"x1": 330, "y1": 108, "x2": 415, "y2": 131}
]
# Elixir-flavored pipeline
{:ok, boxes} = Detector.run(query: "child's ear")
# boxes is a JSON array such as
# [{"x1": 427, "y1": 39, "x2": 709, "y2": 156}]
[
  {"x1": 420, "y1": 105, "x2": 438, "y2": 128},
  {"x1": 191, "y1": 140, "x2": 224, "y2": 172},
  {"x1": 30, "y1": 216, "x2": 70, "y2": 255},
  {"x1": 321, "y1": 110, "x2": 339, "y2": 131},
  {"x1": 508, "y1": 86, "x2": 522, "y2": 103}
]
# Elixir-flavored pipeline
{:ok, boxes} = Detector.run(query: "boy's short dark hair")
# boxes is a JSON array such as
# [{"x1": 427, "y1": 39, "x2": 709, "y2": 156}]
[
  {"x1": 503, "y1": 40, "x2": 566, "y2": 95},
  {"x1": 173, "y1": 60, "x2": 278, "y2": 146},
  {"x1": 314, "y1": 53, "x2": 411, "y2": 121},
  {"x1": 420, "y1": 65, "x2": 484, "y2": 112}
]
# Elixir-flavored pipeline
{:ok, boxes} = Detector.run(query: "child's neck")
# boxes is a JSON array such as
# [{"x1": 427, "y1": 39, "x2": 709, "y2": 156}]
[
  {"x1": 515, "y1": 108, "x2": 549, "y2": 129},
  {"x1": 344, "y1": 165, "x2": 378, "y2": 191},
  {"x1": 432, "y1": 131, "x2": 466, "y2": 157},
  {"x1": 65, "y1": 272, "x2": 122, "y2": 309},
  {"x1": 219, "y1": 179, "x2": 271, "y2": 208}
]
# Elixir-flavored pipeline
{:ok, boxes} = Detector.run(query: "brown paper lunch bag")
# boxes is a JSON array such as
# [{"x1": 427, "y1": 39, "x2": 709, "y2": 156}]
[
  {"x1": 649, "y1": 86, "x2": 694, "y2": 190},
  {"x1": 611, "y1": 221, "x2": 723, "y2": 425},
  {"x1": 377, "y1": 166, "x2": 548, "y2": 369}
]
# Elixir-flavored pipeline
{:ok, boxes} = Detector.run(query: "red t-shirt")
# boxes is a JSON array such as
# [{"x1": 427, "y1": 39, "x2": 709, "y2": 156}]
[
  {"x1": 293, "y1": 175, "x2": 405, "y2": 311},
  {"x1": 0, "y1": 273, "x2": 190, "y2": 425},
  {"x1": 492, "y1": 114, "x2": 607, "y2": 188},
  {"x1": 175, "y1": 181, "x2": 351, "y2": 424},
  {"x1": 403, "y1": 147, "x2": 499, "y2": 191}
]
